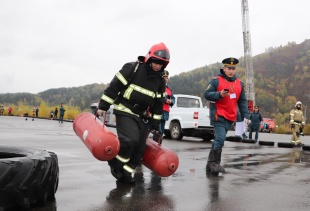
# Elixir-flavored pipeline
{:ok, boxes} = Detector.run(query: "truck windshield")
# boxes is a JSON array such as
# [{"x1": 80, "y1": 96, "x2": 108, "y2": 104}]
[{"x1": 177, "y1": 97, "x2": 200, "y2": 108}]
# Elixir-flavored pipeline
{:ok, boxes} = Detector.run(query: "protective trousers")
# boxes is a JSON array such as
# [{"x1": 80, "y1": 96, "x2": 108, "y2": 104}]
[
  {"x1": 108, "y1": 114, "x2": 148, "y2": 180},
  {"x1": 291, "y1": 124, "x2": 301, "y2": 144}
]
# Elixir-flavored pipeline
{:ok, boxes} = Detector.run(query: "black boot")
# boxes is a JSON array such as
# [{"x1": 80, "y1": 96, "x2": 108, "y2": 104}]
[
  {"x1": 207, "y1": 149, "x2": 225, "y2": 173},
  {"x1": 108, "y1": 158, "x2": 124, "y2": 180},
  {"x1": 212, "y1": 149, "x2": 225, "y2": 173},
  {"x1": 206, "y1": 149, "x2": 215, "y2": 172},
  {"x1": 118, "y1": 168, "x2": 135, "y2": 184}
]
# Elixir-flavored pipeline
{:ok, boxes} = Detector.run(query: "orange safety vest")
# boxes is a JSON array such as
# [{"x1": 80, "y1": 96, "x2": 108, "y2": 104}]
[
  {"x1": 163, "y1": 86, "x2": 172, "y2": 112},
  {"x1": 216, "y1": 76, "x2": 242, "y2": 122}
]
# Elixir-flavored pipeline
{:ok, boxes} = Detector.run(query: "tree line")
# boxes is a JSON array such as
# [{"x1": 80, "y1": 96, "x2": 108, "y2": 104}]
[{"x1": 0, "y1": 40, "x2": 309, "y2": 134}]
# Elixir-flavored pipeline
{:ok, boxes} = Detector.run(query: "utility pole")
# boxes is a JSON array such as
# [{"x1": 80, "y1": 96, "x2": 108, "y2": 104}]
[{"x1": 241, "y1": 0, "x2": 255, "y2": 112}]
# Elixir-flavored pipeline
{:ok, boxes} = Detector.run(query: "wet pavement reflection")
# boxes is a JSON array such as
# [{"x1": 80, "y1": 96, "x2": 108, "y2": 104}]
[{"x1": 1, "y1": 116, "x2": 310, "y2": 211}]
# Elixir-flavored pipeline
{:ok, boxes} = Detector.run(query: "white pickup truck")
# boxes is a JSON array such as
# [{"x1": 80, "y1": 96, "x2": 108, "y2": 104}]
[
  {"x1": 164, "y1": 94, "x2": 214, "y2": 141},
  {"x1": 90, "y1": 94, "x2": 214, "y2": 141}
]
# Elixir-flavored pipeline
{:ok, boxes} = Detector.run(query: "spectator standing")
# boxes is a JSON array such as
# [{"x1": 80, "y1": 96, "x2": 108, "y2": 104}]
[
  {"x1": 0, "y1": 105, "x2": 4, "y2": 115},
  {"x1": 50, "y1": 110, "x2": 54, "y2": 119},
  {"x1": 205, "y1": 57, "x2": 249, "y2": 174},
  {"x1": 154, "y1": 70, "x2": 175, "y2": 144},
  {"x1": 35, "y1": 107, "x2": 39, "y2": 117},
  {"x1": 59, "y1": 103, "x2": 65, "y2": 123},
  {"x1": 8, "y1": 106, "x2": 12, "y2": 116},
  {"x1": 249, "y1": 105, "x2": 263, "y2": 142},
  {"x1": 54, "y1": 107, "x2": 58, "y2": 119}
]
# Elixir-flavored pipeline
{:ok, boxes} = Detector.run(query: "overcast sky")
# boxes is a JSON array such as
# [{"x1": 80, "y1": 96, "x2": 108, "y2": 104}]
[{"x1": 0, "y1": 0, "x2": 309, "y2": 94}]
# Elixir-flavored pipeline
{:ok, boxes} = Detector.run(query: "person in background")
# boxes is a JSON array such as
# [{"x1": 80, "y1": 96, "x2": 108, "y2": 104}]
[
  {"x1": 8, "y1": 106, "x2": 12, "y2": 116},
  {"x1": 97, "y1": 42, "x2": 169, "y2": 184},
  {"x1": 35, "y1": 107, "x2": 39, "y2": 117},
  {"x1": 0, "y1": 105, "x2": 4, "y2": 116},
  {"x1": 153, "y1": 70, "x2": 175, "y2": 144},
  {"x1": 249, "y1": 105, "x2": 263, "y2": 142},
  {"x1": 54, "y1": 107, "x2": 58, "y2": 119},
  {"x1": 59, "y1": 103, "x2": 65, "y2": 123},
  {"x1": 205, "y1": 57, "x2": 249, "y2": 174},
  {"x1": 50, "y1": 110, "x2": 54, "y2": 119},
  {"x1": 290, "y1": 101, "x2": 305, "y2": 146}
]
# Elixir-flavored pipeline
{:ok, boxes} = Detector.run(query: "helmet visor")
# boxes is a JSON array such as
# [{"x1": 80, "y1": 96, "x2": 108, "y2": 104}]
[{"x1": 154, "y1": 50, "x2": 170, "y2": 60}]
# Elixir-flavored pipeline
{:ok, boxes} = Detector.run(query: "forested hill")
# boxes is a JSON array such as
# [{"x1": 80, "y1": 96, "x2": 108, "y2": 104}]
[
  {"x1": 0, "y1": 39, "x2": 309, "y2": 124},
  {"x1": 0, "y1": 83, "x2": 108, "y2": 111},
  {"x1": 168, "y1": 39, "x2": 310, "y2": 121}
]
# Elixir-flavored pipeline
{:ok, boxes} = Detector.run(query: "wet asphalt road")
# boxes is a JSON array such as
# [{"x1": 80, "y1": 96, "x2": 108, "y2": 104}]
[{"x1": 1, "y1": 116, "x2": 310, "y2": 211}]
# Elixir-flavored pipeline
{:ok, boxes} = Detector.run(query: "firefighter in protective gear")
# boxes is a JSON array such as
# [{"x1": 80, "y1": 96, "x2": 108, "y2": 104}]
[
  {"x1": 290, "y1": 101, "x2": 305, "y2": 146},
  {"x1": 205, "y1": 57, "x2": 249, "y2": 174},
  {"x1": 98, "y1": 42, "x2": 169, "y2": 183}
]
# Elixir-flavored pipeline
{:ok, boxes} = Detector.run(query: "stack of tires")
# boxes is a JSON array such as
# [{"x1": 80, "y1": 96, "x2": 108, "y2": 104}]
[{"x1": 0, "y1": 146, "x2": 59, "y2": 210}]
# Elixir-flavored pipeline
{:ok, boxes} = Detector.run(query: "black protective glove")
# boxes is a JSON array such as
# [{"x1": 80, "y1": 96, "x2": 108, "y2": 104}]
[{"x1": 98, "y1": 99, "x2": 109, "y2": 111}]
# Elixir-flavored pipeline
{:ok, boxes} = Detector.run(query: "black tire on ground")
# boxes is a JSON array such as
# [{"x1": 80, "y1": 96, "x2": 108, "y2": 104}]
[
  {"x1": 277, "y1": 142, "x2": 294, "y2": 148},
  {"x1": 258, "y1": 141, "x2": 275, "y2": 146},
  {"x1": 241, "y1": 139, "x2": 256, "y2": 144},
  {"x1": 202, "y1": 133, "x2": 214, "y2": 142},
  {"x1": 302, "y1": 145, "x2": 310, "y2": 151},
  {"x1": 226, "y1": 136, "x2": 242, "y2": 142},
  {"x1": 0, "y1": 146, "x2": 59, "y2": 210},
  {"x1": 170, "y1": 122, "x2": 183, "y2": 140}
]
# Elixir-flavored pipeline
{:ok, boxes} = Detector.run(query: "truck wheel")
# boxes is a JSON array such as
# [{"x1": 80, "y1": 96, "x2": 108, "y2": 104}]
[
  {"x1": 170, "y1": 122, "x2": 183, "y2": 140},
  {"x1": 0, "y1": 146, "x2": 59, "y2": 210}
]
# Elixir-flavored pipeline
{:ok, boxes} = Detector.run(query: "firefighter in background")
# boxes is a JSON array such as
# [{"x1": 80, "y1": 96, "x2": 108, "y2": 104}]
[
  {"x1": 153, "y1": 70, "x2": 175, "y2": 144},
  {"x1": 290, "y1": 101, "x2": 305, "y2": 146},
  {"x1": 205, "y1": 57, "x2": 249, "y2": 174},
  {"x1": 97, "y1": 43, "x2": 169, "y2": 184}
]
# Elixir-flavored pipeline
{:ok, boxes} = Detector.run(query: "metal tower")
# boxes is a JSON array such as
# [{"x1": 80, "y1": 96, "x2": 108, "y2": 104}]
[{"x1": 241, "y1": 0, "x2": 255, "y2": 112}]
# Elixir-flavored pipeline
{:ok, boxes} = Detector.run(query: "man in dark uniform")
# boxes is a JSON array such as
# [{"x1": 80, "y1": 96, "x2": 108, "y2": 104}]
[
  {"x1": 205, "y1": 57, "x2": 249, "y2": 174},
  {"x1": 97, "y1": 43, "x2": 169, "y2": 183},
  {"x1": 249, "y1": 105, "x2": 263, "y2": 141}
]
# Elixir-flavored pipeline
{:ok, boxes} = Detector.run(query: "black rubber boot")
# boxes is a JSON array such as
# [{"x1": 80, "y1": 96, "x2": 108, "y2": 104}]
[
  {"x1": 212, "y1": 149, "x2": 225, "y2": 173},
  {"x1": 108, "y1": 158, "x2": 124, "y2": 180},
  {"x1": 118, "y1": 169, "x2": 135, "y2": 184},
  {"x1": 206, "y1": 149, "x2": 215, "y2": 172}
]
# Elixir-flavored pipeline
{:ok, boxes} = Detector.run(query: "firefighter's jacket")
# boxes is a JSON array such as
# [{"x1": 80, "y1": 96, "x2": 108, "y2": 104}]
[
  {"x1": 99, "y1": 62, "x2": 166, "y2": 128},
  {"x1": 290, "y1": 108, "x2": 305, "y2": 125}
]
